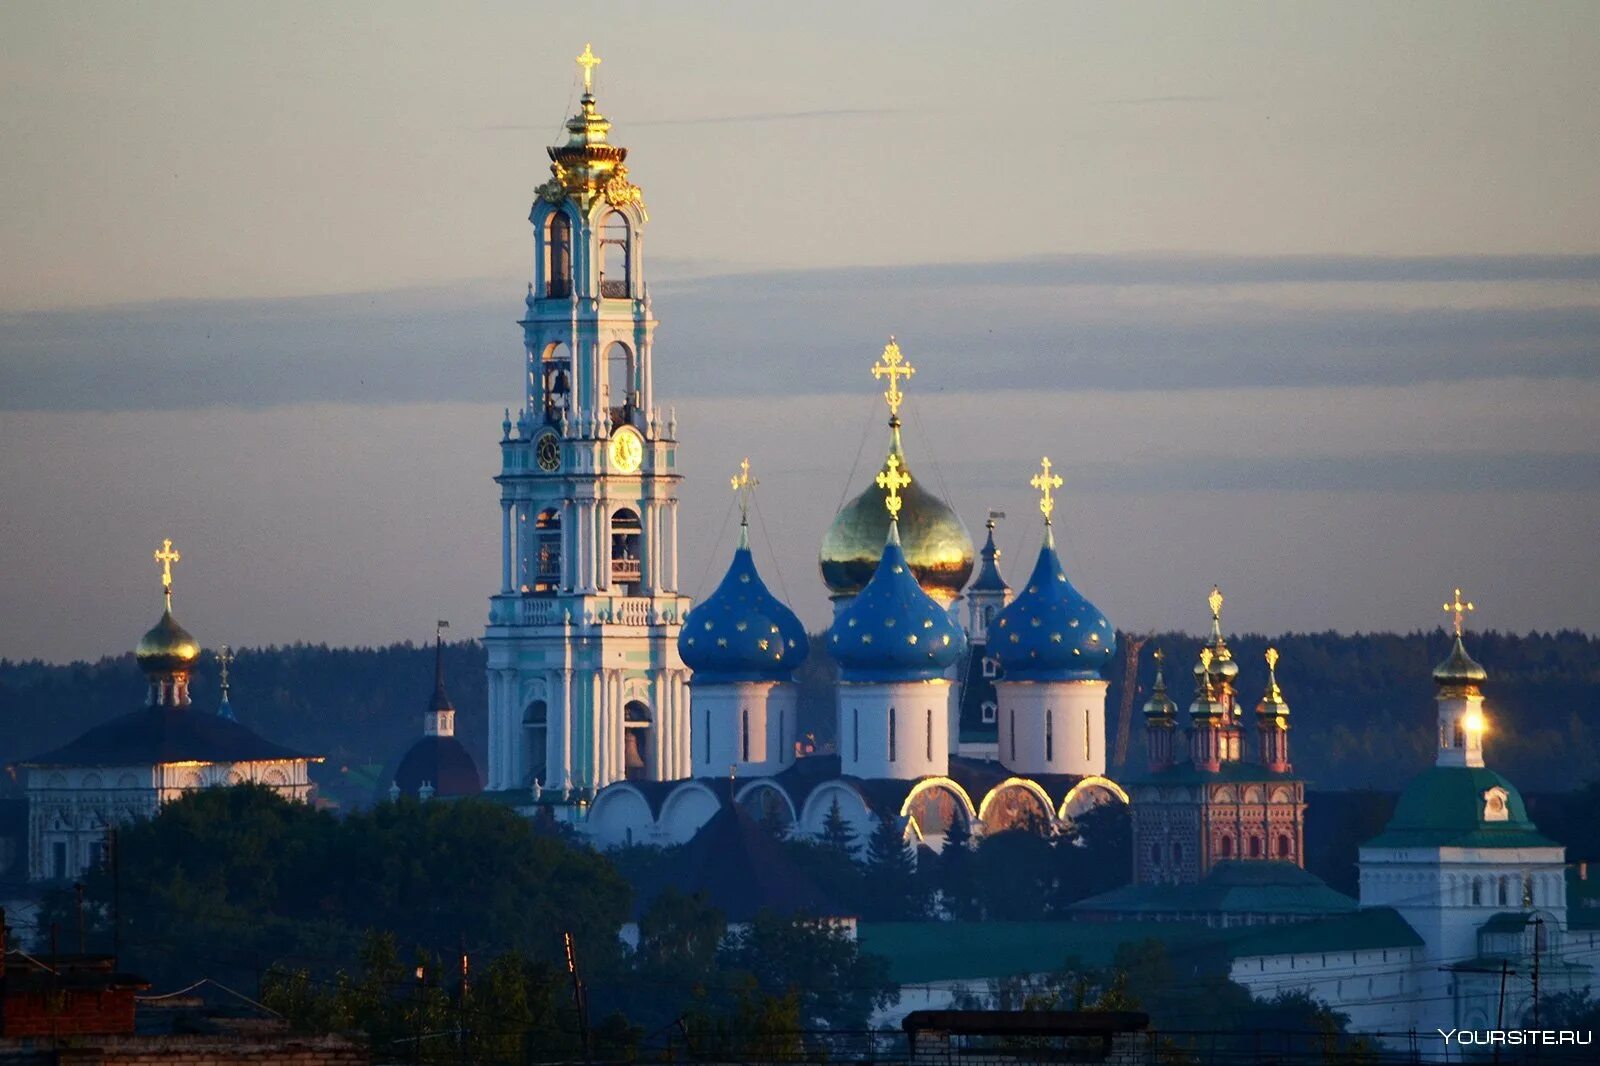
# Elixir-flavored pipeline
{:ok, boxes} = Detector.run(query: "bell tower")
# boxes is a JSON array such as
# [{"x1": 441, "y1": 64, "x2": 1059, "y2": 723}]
[{"x1": 484, "y1": 46, "x2": 692, "y2": 803}]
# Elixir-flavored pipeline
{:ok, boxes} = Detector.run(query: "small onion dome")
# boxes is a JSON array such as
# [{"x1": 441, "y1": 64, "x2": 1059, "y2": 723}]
[
  {"x1": 990, "y1": 532, "x2": 1116, "y2": 681},
  {"x1": 680, "y1": 529, "x2": 809, "y2": 683},
  {"x1": 1256, "y1": 648, "x2": 1290, "y2": 717},
  {"x1": 1143, "y1": 651, "x2": 1177, "y2": 719},
  {"x1": 819, "y1": 424, "x2": 975, "y2": 605},
  {"x1": 830, "y1": 522, "x2": 966, "y2": 682},
  {"x1": 1190, "y1": 654, "x2": 1226, "y2": 719},
  {"x1": 968, "y1": 518, "x2": 1009, "y2": 594},
  {"x1": 1433, "y1": 634, "x2": 1488, "y2": 689},
  {"x1": 136, "y1": 604, "x2": 201, "y2": 674}
]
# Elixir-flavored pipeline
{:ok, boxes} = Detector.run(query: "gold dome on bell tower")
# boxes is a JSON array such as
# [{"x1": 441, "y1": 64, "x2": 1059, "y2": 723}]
[{"x1": 819, "y1": 339, "x2": 975, "y2": 605}]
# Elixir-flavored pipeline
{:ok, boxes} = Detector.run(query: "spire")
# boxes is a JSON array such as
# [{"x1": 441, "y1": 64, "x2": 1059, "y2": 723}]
[
  {"x1": 1257, "y1": 647, "x2": 1288, "y2": 715},
  {"x1": 1143, "y1": 647, "x2": 1178, "y2": 773},
  {"x1": 216, "y1": 644, "x2": 237, "y2": 720},
  {"x1": 426, "y1": 621, "x2": 455, "y2": 737},
  {"x1": 1144, "y1": 648, "x2": 1177, "y2": 720},
  {"x1": 968, "y1": 511, "x2": 1010, "y2": 594}
]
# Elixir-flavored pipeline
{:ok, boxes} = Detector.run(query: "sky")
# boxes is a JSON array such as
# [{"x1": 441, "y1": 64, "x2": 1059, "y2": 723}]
[{"x1": 2, "y1": 1, "x2": 1599, "y2": 661}]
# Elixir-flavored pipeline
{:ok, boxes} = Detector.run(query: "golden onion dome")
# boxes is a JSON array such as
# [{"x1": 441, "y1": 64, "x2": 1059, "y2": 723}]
[
  {"x1": 819, "y1": 421, "x2": 975, "y2": 605},
  {"x1": 1433, "y1": 634, "x2": 1488, "y2": 689},
  {"x1": 136, "y1": 602, "x2": 201, "y2": 674}
]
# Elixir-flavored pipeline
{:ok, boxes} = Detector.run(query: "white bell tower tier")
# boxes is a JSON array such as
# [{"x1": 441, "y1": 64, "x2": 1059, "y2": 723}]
[{"x1": 484, "y1": 47, "x2": 691, "y2": 800}]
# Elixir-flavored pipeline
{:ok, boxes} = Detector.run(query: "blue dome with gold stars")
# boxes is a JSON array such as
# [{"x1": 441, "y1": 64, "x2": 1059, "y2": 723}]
[
  {"x1": 679, "y1": 530, "x2": 809, "y2": 684},
  {"x1": 830, "y1": 523, "x2": 967, "y2": 682},
  {"x1": 991, "y1": 532, "x2": 1116, "y2": 681}
]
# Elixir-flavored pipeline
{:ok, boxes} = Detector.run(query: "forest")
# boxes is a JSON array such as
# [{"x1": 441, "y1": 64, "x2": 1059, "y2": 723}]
[{"x1": 3, "y1": 627, "x2": 1597, "y2": 808}]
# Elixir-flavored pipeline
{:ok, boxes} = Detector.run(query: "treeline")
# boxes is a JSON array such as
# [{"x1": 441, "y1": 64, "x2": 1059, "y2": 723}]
[{"x1": 3, "y1": 628, "x2": 1597, "y2": 801}]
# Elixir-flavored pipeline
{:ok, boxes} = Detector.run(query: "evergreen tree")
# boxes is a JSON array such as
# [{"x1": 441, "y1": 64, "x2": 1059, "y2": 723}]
[
  {"x1": 939, "y1": 816, "x2": 978, "y2": 920},
  {"x1": 819, "y1": 797, "x2": 858, "y2": 856},
  {"x1": 863, "y1": 814, "x2": 920, "y2": 919}
]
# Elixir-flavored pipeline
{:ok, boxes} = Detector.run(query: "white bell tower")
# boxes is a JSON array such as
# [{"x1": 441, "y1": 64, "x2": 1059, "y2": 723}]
[{"x1": 484, "y1": 45, "x2": 692, "y2": 802}]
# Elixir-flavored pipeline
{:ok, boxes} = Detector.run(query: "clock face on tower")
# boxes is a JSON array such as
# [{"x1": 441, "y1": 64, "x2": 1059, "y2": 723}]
[
  {"x1": 609, "y1": 426, "x2": 644, "y2": 474},
  {"x1": 535, "y1": 431, "x2": 561, "y2": 472}
]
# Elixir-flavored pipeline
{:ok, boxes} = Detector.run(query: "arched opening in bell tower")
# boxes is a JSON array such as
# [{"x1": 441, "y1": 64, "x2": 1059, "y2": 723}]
[
  {"x1": 545, "y1": 213, "x2": 573, "y2": 298},
  {"x1": 534, "y1": 509, "x2": 562, "y2": 593},
  {"x1": 603, "y1": 341, "x2": 636, "y2": 427},
  {"x1": 610, "y1": 508, "x2": 642, "y2": 592},
  {"x1": 623, "y1": 701, "x2": 652, "y2": 781},
  {"x1": 600, "y1": 212, "x2": 630, "y2": 298},
  {"x1": 541, "y1": 343, "x2": 571, "y2": 424},
  {"x1": 523, "y1": 701, "x2": 548, "y2": 787}
]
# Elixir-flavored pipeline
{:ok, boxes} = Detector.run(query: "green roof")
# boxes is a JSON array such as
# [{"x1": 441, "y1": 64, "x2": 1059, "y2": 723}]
[
  {"x1": 1227, "y1": 907, "x2": 1423, "y2": 959},
  {"x1": 857, "y1": 921, "x2": 1230, "y2": 985},
  {"x1": 1362, "y1": 766, "x2": 1558, "y2": 849},
  {"x1": 1071, "y1": 861, "x2": 1355, "y2": 919}
]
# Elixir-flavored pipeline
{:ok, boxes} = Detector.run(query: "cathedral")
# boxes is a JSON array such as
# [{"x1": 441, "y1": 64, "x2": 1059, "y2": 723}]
[{"x1": 483, "y1": 48, "x2": 1128, "y2": 852}]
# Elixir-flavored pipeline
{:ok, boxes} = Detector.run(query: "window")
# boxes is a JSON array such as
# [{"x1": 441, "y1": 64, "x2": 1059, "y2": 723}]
[
  {"x1": 1009, "y1": 709, "x2": 1016, "y2": 761},
  {"x1": 1276, "y1": 834, "x2": 1292, "y2": 858},
  {"x1": 1084, "y1": 707, "x2": 1092, "y2": 760},
  {"x1": 1498, "y1": 876, "x2": 1509, "y2": 906},
  {"x1": 982, "y1": 657, "x2": 999, "y2": 678},
  {"x1": 1173, "y1": 842, "x2": 1184, "y2": 865},
  {"x1": 600, "y1": 212, "x2": 630, "y2": 297},
  {"x1": 545, "y1": 212, "x2": 572, "y2": 297},
  {"x1": 533, "y1": 510, "x2": 562, "y2": 592},
  {"x1": 925, "y1": 707, "x2": 933, "y2": 761},
  {"x1": 741, "y1": 709, "x2": 750, "y2": 763},
  {"x1": 1219, "y1": 835, "x2": 1234, "y2": 858},
  {"x1": 1249, "y1": 836, "x2": 1263, "y2": 858},
  {"x1": 523, "y1": 701, "x2": 549, "y2": 786},
  {"x1": 1472, "y1": 878, "x2": 1483, "y2": 905},
  {"x1": 981, "y1": 701, "x2": 997, "y2": 724},
  {"x1": 705, "y1": 709, "x2": 712, "y2": 764},
  {"x1": 1045, "y1": 711, "x2": 1054, "y2": 761},
  {"x1": 779, "y1": 709, "x2": 785, "y2": 764},
  {"x1": 889, "y1": 707, "x2": 897, "y2": 763},
  {"x1": 1523, "y1": 875, "x2": 1534, "y2": 907},
  {"x1": 610, "y1": 508, "x2": 642, "y2": 589},
  {"x1": 1150, "y1": 843, "x2": 1161, "y2": 866},
  {"x1": 853, "y1": 709, "x2": 860, "y2": 762}
]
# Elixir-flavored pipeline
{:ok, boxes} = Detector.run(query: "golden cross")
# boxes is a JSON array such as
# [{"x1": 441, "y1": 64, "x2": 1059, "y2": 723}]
[
  {"x1": 730, "y1": 457, "x2": 758, "y2": 524},
  {"x1": 1029, "y1": 456, "x2": 1063, "y2": 524},
  {"x1": 576, "y1": 43, "x2": 601, "y2": 93},
  {"x1": 1443, "y1": 587, "x2": 1474, "y2": 636},
  {"x1": 153, "y1": 538, "x2": 181, "y2": 592},
  {"x1": 876, "y1": 453, "x2": 911, "y2": 520},
  {"x1": 217, "y1": 644, "x2": 234, "y2": 691},
  {"x1": 870, "y1": 337, "x2": 915, "y2": 418},
  {"x1": 1208, "y1": 584, "x2": 1224, "y2": 623},
  {"x1": 1265, "y1": 646, "x2": 1279, "y2": 672}
]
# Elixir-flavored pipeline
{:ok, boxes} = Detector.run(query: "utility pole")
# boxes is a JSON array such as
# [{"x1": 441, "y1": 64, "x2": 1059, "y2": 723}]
[
  {"x1": 1442, "y1": 963, "x2": 1516, "y2": 1066},
  {"x1": 565, "y1": 931, "x2": 592, "y2": 1063},
  {"x1": 1533, "y1": 916, "x2": 1543, "y2": 1030},
  {"x1": 1113, "y1": 633, "x2": 1151, "y2": 769}
]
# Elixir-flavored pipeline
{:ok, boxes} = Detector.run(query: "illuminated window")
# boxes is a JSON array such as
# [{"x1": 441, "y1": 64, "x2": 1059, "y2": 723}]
[
  {"x1": 600, "y1": 212, "x2": 629, "y2": 298},
  {"x1": 545, "y1": 212, "x2": 572, "y2": 298}
]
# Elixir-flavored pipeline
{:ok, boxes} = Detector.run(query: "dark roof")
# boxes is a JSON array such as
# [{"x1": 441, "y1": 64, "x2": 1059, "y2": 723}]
[
  {"x1": 392, "y1": 735, "x2": 482, "y2": 798},
  {"x1": 1226, "y1": 906, "x2": 1423, "y2": 959},
  {"x1": 1072, "y1": 860, "x2": 1356, "y2": 919},
  {"x1": 24, "y1": 706, "x2": 315, "y2": 767},
  {"x1": 641, "y1": 804, "x2": 848, "y2": 922},
  {"x1": 1362, "y1": 765, "x2": 1557, "y2": 849},
  {"x1": 1479, "y1": 911, "x2": 1537, "y2": 934},
  {"x1": 1127, "y1": 757, "x2": 1298, "y2": 786},
  {"x1": 903, "y1": 1010, "x2": 1148, "y2": 1037}
]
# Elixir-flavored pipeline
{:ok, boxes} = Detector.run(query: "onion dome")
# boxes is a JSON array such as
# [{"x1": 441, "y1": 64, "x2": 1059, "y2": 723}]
[
  {"x1": 532, "y1": 45, "x2": 646, "y2": 216},
  {"x1": 136, "y1": 605, "x2": 200, "y2": 674},
  {"x1": 1433, "y1": 634, "x2": 1488, "y2": 690},
  {"x1": 680, "y1": 526, "x2": 809, "y2": 683},
  {"x1": 830, "y1": 522, "x2": 967, "y2": 682},
  {"x1": 1143, "y1": 649, "x2": 1177, "y2": 719},
  {"x1": 820, "y1": 419, "x2": 975, "y2": 605},
  {"x1": 991, "y1": 529, "x2": 1116, "y2": 681},
  {"x1": 1190, "y1": 649, "x2": 1226, "y2": 718},
  {"x1": 968, "y1": 515, "x2": 1009, "y2": 595},
  {"x1": 1256, "y1": 647, "x2": 1290, "y2": 717}
]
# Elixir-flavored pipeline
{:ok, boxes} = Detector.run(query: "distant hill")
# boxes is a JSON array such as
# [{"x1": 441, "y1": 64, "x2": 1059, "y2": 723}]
[{"x1": 2, "y1": 629, "x2": 1596, "y2": 807}]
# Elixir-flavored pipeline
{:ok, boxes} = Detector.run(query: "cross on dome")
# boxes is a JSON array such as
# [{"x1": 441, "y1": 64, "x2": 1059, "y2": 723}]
[
  {"x1": 153, "y1": 538, "x2": 181, "y2": 599},
  {"x1": 876, "y1": 454, "x2": 911, "y2": 520},
  {"x1": 1443, "y1": 587, "x2": 1475, "y2": 636},
  {"x1": 730, "y1": 457, "x2": 758, "y2": 525},
  {"x1": 1209, "y1": 584, "x2": 1224, "y2": 624},
  {"x1": 576, "y1": 43, "x2": 601, "y2": 93},
  {"x1": 1029, "y1": 456, "x2": 1063, "y2": 525},
  {"x1": 217, "y1": 644, "x2": 234, "y2": 691},
  {"x1": 870, "y1": 337, "x2": 915, "y2": 418}
]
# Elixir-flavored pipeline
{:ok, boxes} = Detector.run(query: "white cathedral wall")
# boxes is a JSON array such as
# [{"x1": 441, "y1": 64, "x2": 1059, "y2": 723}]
[
  {"x1": 995, "y1": 679, "x2": 1108, "y2": 778},
  {"x1": 838, "y1": 680, "x2": 951, "y2": 780},
  {"x1": 689, "y1": 681, "x2": 796, "y2": 779}
]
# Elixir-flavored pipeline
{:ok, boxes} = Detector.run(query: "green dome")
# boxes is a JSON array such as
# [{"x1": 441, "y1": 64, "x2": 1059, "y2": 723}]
[{"x1": 1365, "y1": 766, "x2": 1555, "y2": 849}]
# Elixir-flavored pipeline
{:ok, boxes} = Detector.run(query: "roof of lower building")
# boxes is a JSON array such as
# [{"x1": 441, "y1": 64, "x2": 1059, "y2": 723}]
[
  {"x1": 391, "y1": 735, "x2": 482, "y2": 799},
  {"x1": 1226, "y1": 906, "x2": 1424, "y2": 960},
  {"x1": 1362, "y1": 765, "x2": 1557, "y2": 849},
  {"x1": 1127, "y1": 759, "x2": 1299, "y2": 786},
  {"x1": 1070, "y1": 860, "x2": 1356, "y2": 920},
  {"x1": 24, "y1": 705, "x2": 316, "y2": 768}
]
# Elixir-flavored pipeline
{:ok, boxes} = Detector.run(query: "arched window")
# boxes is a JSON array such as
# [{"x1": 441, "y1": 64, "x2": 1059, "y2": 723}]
[
  {"x1": 1498, "y1": 876, "x2": 1509, "y2": 906},
  {"x1": 1219, "y1": 835, "x2": 1234, "y2": 858},
  {"x1": 610, "y1": 508, "x2": 642, "y2": 590},
  {"x1": 853, "y1": 708, "x2": 860, "y2": 762},
  {"x1": 1045, "y1": 710, "x2": 1054, "y2": 761},
  {"x1": 1523, "y1": 874, "x2": 1535, "y2": 907},
  {"x1": 741, "y1": 709, "x2": 750, "y2": 763},
  {"x1": 1084, "y1": 707, "x2": 1092, "y2": 760},
  {"x1": 1150, "y1": 843, "x2": 1161, "y2": 866},
  {"x1": 623, "y1": 701, "x2": 652, "y2": 782},
  {"x1": 778, "y1": 709, "x2": 786, "y2": 763},
  {"x1": 523, "y1": 701, "x2": 548, "y2": 787},
  {"x1": 1276, "y1": 833, "x2": 1292, "y2": 858},
  {"x1": 1173, "y1": 842, "x2": 1184, "y2": 865},
  {"x1": 604, "y1": 341, "x2": 635, "y2": 420},
  {"x1": 925, "y1": 707, "x2": 933, "y2": 761},
  {"x1": 533, "y1": 509, "x2": 562, "y2": 593},
  {"x1": 1472, "y1": 878, "x2": 1483, "y2": 905},
  {"x1": 1249, "y1": 836, "x2": 1263, "y2": 858},
  {"x1": 545, "y1": 212, "x2": 572, "y2": 298},
  {"x1": 600, "y1": 212, "x2": 630, "y2": 298},
  {"x1": 705, "y1": 709, "x2": 712, "y2": 764},
  {"x1": 1009, "y1": 709, "x2": 1017, "y2": 761},
  {"x1": 888, "y1": 707, "x2": 897, "y2": 763}
]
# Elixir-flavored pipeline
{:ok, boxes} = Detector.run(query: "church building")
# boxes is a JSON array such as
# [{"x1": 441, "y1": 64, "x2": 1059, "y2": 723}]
[{"x1": 22, "y1": 541, "x2": 319, "y2": 882}]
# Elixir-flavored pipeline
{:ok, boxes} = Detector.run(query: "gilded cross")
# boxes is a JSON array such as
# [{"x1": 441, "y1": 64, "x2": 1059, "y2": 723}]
[
  {"x1": 1265, "y1": 646, "x2": 1279, "y2": 672},
  {"x1": 1208, "y1": 584, "x2": 1224, "y2": 623},
  {"x1": 876, "y1": 453, "x2": 911, "y2": 520},
  {"x1": 1443, "y1": 587, "x2": 1474, "y2": 636},
  {"x1": 1029, "y1": 456, "x2": 1063, "y2": 524},
  {"x1": 153, "y1": 538, "x2": 181, "y2": 592},
  {"x1": 730, "y1": 457, "x2": 758, "y2": 524},
  {"x1": 217, "y1": 644, "x2": 234, "y2": 693},
  {"x1": 576, "y1": 43, "x2": 601, "y2": 93},
  {"x1": 870, "y1": 337, "x2": 915, "y2": 418}
]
